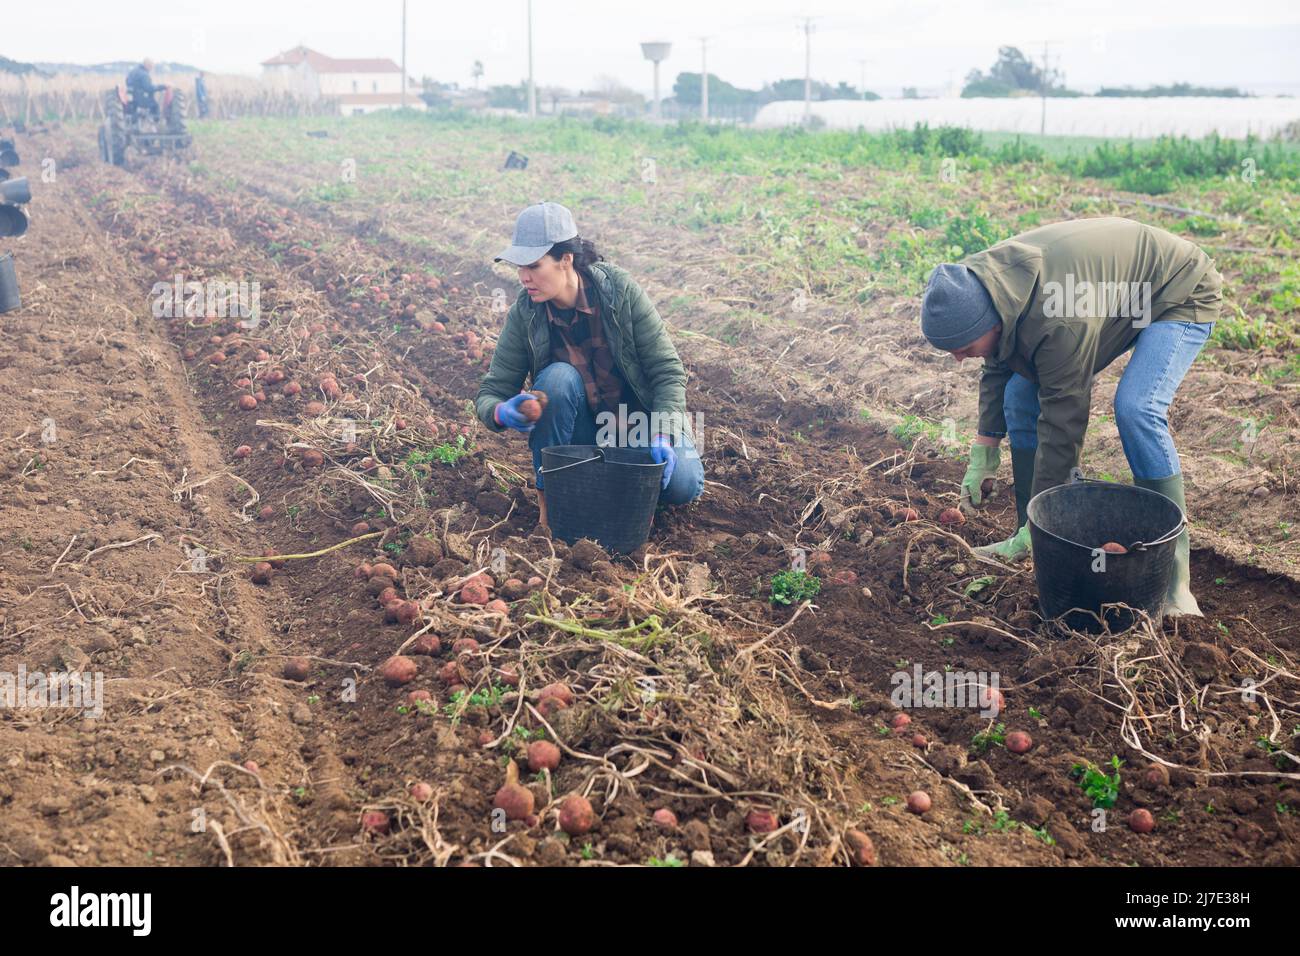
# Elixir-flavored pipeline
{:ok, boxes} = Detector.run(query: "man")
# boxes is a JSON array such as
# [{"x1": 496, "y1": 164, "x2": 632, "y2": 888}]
[
  {"x1": 920, "y1": 217, "x2": 1221, "y2": 616},
  {"x1": 476, "y1": 201, "x2": 704, "y2": 528},
  {"x1": 126, "y1": 59, "x2": 166, "y2": 121},
  {"x1": 195, "y1": 71, "x2": 209, "y2": 119}
]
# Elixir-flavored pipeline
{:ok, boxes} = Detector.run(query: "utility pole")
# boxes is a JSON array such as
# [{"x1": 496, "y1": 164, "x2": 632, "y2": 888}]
[
  {"x1": 527, "y1": 0, "x2": 537, "y2": 118},
  {"x1": 400, "y1": 0, "x2": 407, "y2": 108},
  {"x1": 801, "y1": 17, "x2": 815, "y2": 123},
  {"x1": 700, "y1": 36, "x2": 709, "y2": 121}
]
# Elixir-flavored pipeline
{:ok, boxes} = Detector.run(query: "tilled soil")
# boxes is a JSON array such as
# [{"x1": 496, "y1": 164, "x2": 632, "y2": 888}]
[{"x1": 0, "y1": 122, "x2": 1296, "y2": 867}]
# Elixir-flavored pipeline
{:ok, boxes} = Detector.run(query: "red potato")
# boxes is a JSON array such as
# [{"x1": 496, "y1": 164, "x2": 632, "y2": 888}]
[
  {"x1": 494, "y1": 761, "x2": 534, "y2": 821},
  {"x1": 538, "y1": 696, "x2": 569, "y2": 720},
  {"x1": 496, "y1": 668, "x2": 520, "y2": 687},
  {"x1": 250, "y1": 562, "x2": 274, "y2": 585},
  {"x1": 378, "y1": 655, "x2": 418, "y2": 687},
  {"x1": 253, "y1": 390, "x2": 268, "y2": 403},
  {"x1": 264, "y1": 368, "x2": 285, "y2": 384},
  {"x1": 234, "y1": 445, "x2": 252, "y2": 459},
  {"x1": 447, "y1": 683, "x2": 466, "y2": 696},
  {"x1": 558, "y1": 794, "x2": 595, "y2": 836},
  {"x1": 300, "y1": 449, "x2": 324, "y2": 468},
  {"x1": 262, "y1": 549, "x2": 285, "y2": 570},
  {"x1": 477, "y1": 729, "x2": 495, "y2": 747},
  {"x1": 243, "y1": 760, "x2": 259, "y2": 774},
  {"x1": 844, "y1": 829, "x2": 877, "y2": 866},
  {"x1": 890, "y1": 712, "x2": 911, "y2": 730},
  {"x1": 354, "y1": 562, "x2": 373, "y2": 580},
  {"x1": 484, "y1": 599, "x2": 510, "y2": 615},
  {"x1": 451, "y1": 637, "x2": 480, "y2": 655},
  {"x1": 370, "y1": 563, "x2": 398, "y2": 580},
  {"x1": 361, "y1": 811, "x2": 390, "y2": 835},
  {"x1": 830, "y1": 569, "x2": 858, "y2": 585},
  {"x1": 745, "y1": 808, "x2": 780, "y2": 834},
  {"x1": 538, "y1": 683, "x2": 575, "y2": 707},
  {"x1": 407, "y1": 689, "x2": 433, "y2": 704},
  {"x1": 981, "y1": 477, "x2": 996, "y2": 496},
  {"x1": 1129, "y1": 808, "x2": 1155, "y2": 834},
  {"x1": 351, "y1": 521, "x2": 371, "y2": 535},
  {"x1": 652, "y1": 808, "x2": 679, "y2": 829},
  {"x1": 386, "y1": 600, "x2": 421, "y2": 625},
  {"x1": 282, "y1": 657, "x2": 310, "y2": 682},
  {"x1": 938, "y1": 507, "x2": 966, "y2": 526},
  {"x1": 367, "y1": 577, "x2": 396, "y2": 598},
  {"x1": 912, "y1": 733, "x2": 929, "y2": 749},
  {"x1": 527, "y1": 740, "x2": 561, "y2": 772},
  {"x1": 410, "y1": 782, "x2": 434, "y2": 802},
  {"x1": 258, "y1": 505, "x2": 275, "y2": 521},
  {"x1": 208, "y1": 351, "x2": 227, "y2": 364},
  {"x1": 520, "y1": 398, "x2": 542, "y2": 422},
  {"x1": 411, "y1": 633, "x2": 441, "y2": 656},
  {"x1": 182, "y1": 348, "x2": 197, "y2": 361},
  {"x1": 459, "y1": 581, "x2": 490, "y2": 605},
  {"x1": 1144, "y1": 765, "x2": 1170, "y2": 788},
  {"x1": 303, "y1": 401, "x2": 326, "y2": 415},
  {"x1": 1006, "y1": 730, "x2": 1034, "y2": 754},
  {"x1": 437, "y1": 661, "x2": 462, "y2": 684},
  {"x1": 526, "y1": 576, "x2": 544, "y2": 589},
  {"x1": 234, "y1": 377, "x2": 253, "y2": 388},
  {"x1": 282, "y1": 381, "x2": 302, "y2": 396},
  {"x1": 895, "y1": 507, "x2": 920, "y2": 522},
  {"x1": 377, "y1": 586, "x2": 400, "y2": 606},
  {"x1": 237, "y1": 395, "x2": 258, "y2": 411},
  {"x1": 906, "y1": 790, "x2": 932, "y2": 814},
  {"x1": 1101, "y1": 541, "x2": 1128, "y2": 554}
]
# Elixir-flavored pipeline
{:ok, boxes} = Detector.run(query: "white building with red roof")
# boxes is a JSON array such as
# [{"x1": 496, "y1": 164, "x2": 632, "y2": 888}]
[{"x1": 261, "y1": 46, "x2": 422, "y2": 113}]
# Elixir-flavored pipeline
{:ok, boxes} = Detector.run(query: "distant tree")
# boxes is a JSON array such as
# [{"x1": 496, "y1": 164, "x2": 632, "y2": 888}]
[
  {"x1": 487, "y1": 83, "x2": 527, "y2": 110},
  {"x1": 902, "y1": 86, "x2": 920, "y2": 99},
  {"x1": 594, "y1": 73, "x2": 645, "y2": 108},
  {"x1": 962, "y1": 46, "x2": 1078, "y2": 97},
  {"x1": 672, "y1": 71, "x2": 756, "y2": 106},
  {"x1": 1097, "y1": 83, "x2": 1249, "y2": 98}
]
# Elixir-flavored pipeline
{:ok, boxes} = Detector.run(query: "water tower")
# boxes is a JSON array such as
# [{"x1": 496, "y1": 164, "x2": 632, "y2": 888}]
[{"x1": 640, "y1": 41, "x2": 672, "y2": 120}]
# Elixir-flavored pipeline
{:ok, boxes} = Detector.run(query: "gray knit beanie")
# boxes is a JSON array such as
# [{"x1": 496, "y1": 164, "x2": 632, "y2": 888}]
[{"x1": 921, "y1": 264, "x2": 1001, "y2": 350}]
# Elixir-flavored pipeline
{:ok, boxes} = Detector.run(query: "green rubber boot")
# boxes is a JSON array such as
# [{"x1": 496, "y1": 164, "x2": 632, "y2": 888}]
[{"x1": 1134, "y1": 474, "x2": 1202, "y2": 618}]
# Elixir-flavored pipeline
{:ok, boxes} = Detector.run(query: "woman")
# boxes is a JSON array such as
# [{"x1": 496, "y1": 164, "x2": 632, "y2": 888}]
[
  {"x1": 475, "y1": 202, "x2": 704, "y2": 528},
  {"x1": 920, "y1": 217, "x2": 1221, "y2": 616}
]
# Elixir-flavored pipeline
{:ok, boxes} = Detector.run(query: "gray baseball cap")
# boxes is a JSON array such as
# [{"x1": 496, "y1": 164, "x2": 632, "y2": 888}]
[{"x1": 495, "y1": 201, "x2": 578, "y2": 266}]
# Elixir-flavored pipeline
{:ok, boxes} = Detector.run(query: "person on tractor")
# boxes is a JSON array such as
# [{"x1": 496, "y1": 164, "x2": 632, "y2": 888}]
[
  {"x1": 920, "y1": 217, "x2": 1221, "y2": 617},
  {"x1": 126, "y1": 59, "x2": 166, "y2": 121},
  {"x1": 475, "y1": 201, "x2": 705, "y2": 530}
]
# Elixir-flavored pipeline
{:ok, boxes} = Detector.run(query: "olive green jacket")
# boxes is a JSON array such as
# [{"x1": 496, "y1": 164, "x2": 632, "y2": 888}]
[
  {"x1": 966, "y1": 217, "x2": 1220, "y2": 496},
  {"x1": 475, "y1": 262, "x2": 692, "y2": 442}
]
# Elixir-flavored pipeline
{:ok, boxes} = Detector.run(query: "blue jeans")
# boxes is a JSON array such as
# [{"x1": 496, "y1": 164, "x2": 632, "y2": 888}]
[
  {"x1": 1003, "y1": 320, "x2": 1213, "y2": 480},
  {"x1": 527, "y1": 362, "x2": 705, "y2": 505}
]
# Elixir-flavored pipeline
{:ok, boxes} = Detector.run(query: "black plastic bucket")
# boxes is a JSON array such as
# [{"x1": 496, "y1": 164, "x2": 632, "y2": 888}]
[
  {"x1": 0, "y1": 177, "x2": 30, "y2": 204},
  {"x1": 539, "y1": 445, "x2": 664, "y2": 554},
  {"x1": 0, "y1": 253, "x2": 19, "y2": 314},
  {"x1": 1027, "y1": 477, "x2": 1183, "y2": 631}
]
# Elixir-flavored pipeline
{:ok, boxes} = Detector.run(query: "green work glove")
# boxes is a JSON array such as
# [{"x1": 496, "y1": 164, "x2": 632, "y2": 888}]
[
  {"x1": 960, "y1": 443, "x2": 1001, "y2": 515},
  {"x1": 973, "y1": 524, "x2": 1032, "y2": 562}
]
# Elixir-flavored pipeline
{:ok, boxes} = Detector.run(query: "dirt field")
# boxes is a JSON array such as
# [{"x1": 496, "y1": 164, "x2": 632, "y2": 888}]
[{"x1": 1, "y1": 116, "x2": 1297, "y2": 867}]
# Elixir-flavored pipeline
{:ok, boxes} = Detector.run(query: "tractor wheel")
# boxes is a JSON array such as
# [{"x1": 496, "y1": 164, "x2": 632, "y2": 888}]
[
  {"x1": 164, "y1": 90, "x2": 189, "y2": 135},
  {"x1": 101, "y1": 91, "x2": 127, "y2": 166}
]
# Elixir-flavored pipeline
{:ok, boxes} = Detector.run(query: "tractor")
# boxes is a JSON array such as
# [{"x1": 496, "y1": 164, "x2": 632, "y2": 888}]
[{"x1": 98, "y1": 85, "x2": 191, "y2": 166}]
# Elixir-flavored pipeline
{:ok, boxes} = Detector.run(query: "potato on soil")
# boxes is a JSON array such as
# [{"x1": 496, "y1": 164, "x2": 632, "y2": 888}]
[
  {"x1": 451, "y1": 637, "x2": 480, "y2": 655},
  {"x1": 282, "y1": 657, "x2": 311, "y2": 682},
  {"x1": 354, "y1": 562, "x2": 373, "y2": 580},
  {"x1": 1006, "y1": 730, "x2": 1033, "y2": 754},
  {"x1": 652, "y1": 808, "x2": 679, "y2": 828},
  {"x1": 437, "y1": 661, "x2": 463, "y2": 684},
  {"x1": 1129, "y1": 808, "x2": 1155, "y2": 833},
  {"x1": 258, "y1": 505, "x2": 275, "y2": 521},
  {"x1": 844, "y1": 829, "x2": 877, "y2": 866},
  {"x1": 895, "y1": 507, "x2": 919, "y2": 522},
  {"x1": 410, "y1": 782, "x2": 434, "y2": 802},
  {"x1": 938, "y1": 507, "x2": 966, "y2": 526},
  {"x1": 890, "y1": 712, "x2": 911, "y2": 730},
  {"x1": 459, "y1": 580, "x2": 490, "y2": 605},
  {"x1": 300, "y1": 449, "x2": 324, "y2": 467},
  {"x1": 906, "y1": 791, "x2": 932, "y2": 814},
  {"x1": 361, "y1": 811, "x2": 390, "y2": 835},
  {"x1": 1143, "y1": 764, "x2": 1170, "y2": 788},
  {"x1": 745, "y1": 808, "x2": 779, "y2": 833},
  {"x1": 557, "y1": 794, "x2": 595, "y2": 836},
  {"x1": 484, "y1": 599, "x2": 510, "y2": 615},
  {"x1": 494, "y1": 761, "x2": 534, "y2": 821},
  {"x1": 237, "y1": 394, "x2": 258, "y2": 411},
  {"x1": 411, "y1": 633, "x2": 441, "y2": 656},
  {"x1": 370, "y1": 562, "x2": 398, "y2": 580},
  {"x1": 527, "y1": 740, "x2": 561, "y2": 772},
  {"x1": 234, "y1": 445, "x2": 252, "y2": 459},
  {"x1": 250, "y1": 562, "x2": 274, "y2": 585},
  {"x1": 538, "y1": 682, "x2": 575, "y2": 707},
  {"x1": 912, "y1": 733, "x2": 928, "y2": 748},
  {"x1": 384, "y1": 600, "x2": 421, "y2": 625},
  {"x1": 378, "y1": 655, "x2": 418, "y2": 687},
  {"x1": 407, "y1": 689, "x2": 433, "y2": 704}
]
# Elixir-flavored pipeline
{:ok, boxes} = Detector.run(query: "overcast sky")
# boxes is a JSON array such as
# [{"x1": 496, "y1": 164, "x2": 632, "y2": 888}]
[{"x1": 10, "y1": 0, "x2": 1300, "y2": 95}]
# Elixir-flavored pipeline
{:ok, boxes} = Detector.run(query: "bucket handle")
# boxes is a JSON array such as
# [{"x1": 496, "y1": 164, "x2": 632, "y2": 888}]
[
  {"x1": 538, "y1": 448, "x2": 604, "y2": 476},
  {"x1": 1069, "y1": 474, "x2": 1186, "y2": 552}
]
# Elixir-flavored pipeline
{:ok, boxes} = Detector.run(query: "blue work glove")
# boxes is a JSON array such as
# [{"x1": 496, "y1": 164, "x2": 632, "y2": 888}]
[
  {"x1": 649, "y1": 434, "x2": 676, "y2": 490},
  {"x1": 493, "y1": 393, "x2": 536, "y2": 433}
]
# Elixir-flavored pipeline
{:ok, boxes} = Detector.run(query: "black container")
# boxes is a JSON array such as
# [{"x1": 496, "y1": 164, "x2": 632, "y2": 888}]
[
  {"x1": 539, "y1": 445, "x2": 664, "y2": 554},
  {"x1": 0, "y1": 253, "x2": 20, "y2": 313},
  {"x1": 0, "y1": 177, "x2": 30, "y2": 204},
  {"x1": 0, "y1": 206, "x2": 27, "y2": 238},
  {"x1": 1027, "y1": 477, "x2": 1183, "y2": 631}
]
